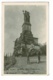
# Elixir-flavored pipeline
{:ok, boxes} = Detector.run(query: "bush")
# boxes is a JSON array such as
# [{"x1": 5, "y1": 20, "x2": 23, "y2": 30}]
[{"x1": 4, "y1": 55, "x2": 16, "y2": 70}]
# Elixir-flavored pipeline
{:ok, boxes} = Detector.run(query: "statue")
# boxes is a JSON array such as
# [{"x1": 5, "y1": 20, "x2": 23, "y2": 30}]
[{"x1": 23, "y1": 10, "x2": 30, "y2": 23}]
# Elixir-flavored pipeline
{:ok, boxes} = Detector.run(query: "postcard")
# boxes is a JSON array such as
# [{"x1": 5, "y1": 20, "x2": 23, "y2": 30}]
[{"x1": 2, "y1": 2, "x2": 48, "y2": 75}]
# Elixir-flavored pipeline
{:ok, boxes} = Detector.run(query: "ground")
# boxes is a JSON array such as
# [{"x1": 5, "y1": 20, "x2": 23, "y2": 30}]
[{"x1": 4, "y1": 55, "x2": 46, "y2": 74}]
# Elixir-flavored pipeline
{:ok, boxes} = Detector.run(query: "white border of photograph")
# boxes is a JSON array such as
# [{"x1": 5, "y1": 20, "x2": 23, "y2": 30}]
[
  {"x1": 0, "y1": 0, "x2": 53, "y2": 80},
  {"x1": 2, "y1": 2, "x2": 48, "y2": 75}
]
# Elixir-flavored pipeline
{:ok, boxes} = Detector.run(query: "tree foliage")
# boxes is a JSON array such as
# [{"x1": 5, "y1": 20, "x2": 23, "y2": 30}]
[{"x1": 41, "y1": 44, "x2": 46, "y2": 55}]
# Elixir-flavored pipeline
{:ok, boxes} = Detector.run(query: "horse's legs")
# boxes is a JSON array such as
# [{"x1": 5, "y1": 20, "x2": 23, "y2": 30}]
[
  {"x1": 37, "y1": 52, "x2": 40, "y2": 63},
  {"x1": 27, "y1": 53, "x2": 30, "y2": 63},
  {"x1": 27, "y1": 57, "x2": 29, "y2": 63}
]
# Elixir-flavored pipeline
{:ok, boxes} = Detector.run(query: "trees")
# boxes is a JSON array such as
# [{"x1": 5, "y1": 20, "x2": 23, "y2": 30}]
[{"x1": 40, "y1": 44, "x2": 46, "y2": 55}]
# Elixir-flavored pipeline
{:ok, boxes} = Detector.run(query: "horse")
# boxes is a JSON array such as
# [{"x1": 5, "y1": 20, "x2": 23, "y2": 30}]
[{"x1": 26, "y1": 44, "x2": 42, "y2": 63}]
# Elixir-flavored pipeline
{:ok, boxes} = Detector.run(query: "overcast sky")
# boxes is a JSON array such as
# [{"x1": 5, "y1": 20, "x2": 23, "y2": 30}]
[{"x1": 4, "y1": 5, "x2": 47, "y2": 54}]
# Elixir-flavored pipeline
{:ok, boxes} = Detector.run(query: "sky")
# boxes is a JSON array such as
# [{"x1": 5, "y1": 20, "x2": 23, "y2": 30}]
[{"x1": 4, "y1": 5, "x2": 47, "y2": 55}]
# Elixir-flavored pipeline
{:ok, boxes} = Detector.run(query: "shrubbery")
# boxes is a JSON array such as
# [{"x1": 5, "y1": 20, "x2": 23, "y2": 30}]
[{"x1": 4, "y1": 55, "x2": 16, "y2": 70}]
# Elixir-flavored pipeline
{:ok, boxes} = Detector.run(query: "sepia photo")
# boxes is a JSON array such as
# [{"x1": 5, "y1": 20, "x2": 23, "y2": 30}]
[{"x1": 2, "y1": 2, "x2": 48, "y2": 74}]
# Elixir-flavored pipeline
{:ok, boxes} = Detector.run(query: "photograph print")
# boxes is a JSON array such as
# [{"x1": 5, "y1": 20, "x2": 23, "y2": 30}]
[{"x1": 3, "y1": 2, "x2": 48, "y2": 74}]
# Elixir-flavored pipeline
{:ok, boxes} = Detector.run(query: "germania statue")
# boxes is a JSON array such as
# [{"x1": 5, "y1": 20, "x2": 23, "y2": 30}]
[{"x1": 23, "y1": 10, "x2": 30, "y2": 23}]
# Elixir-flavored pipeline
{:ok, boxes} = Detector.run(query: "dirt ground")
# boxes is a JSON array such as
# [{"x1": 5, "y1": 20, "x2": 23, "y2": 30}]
[{"x1": 4, "y1": 55, "x2": 46, "y2": 74}]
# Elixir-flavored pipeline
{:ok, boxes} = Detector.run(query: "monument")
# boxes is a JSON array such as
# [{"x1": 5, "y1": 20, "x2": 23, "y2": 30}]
[
  {"x1": 22, "y1": 10, "x2": 31, "y2": 32},
  {"x1": 13, "y1": 10, "x2": 38, "y2": 56}
]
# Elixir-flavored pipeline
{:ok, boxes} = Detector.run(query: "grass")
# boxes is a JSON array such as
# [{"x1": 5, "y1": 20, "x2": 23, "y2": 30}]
[{"x1": 4, "y1": 55, "x2": 46, "y2": 74}]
